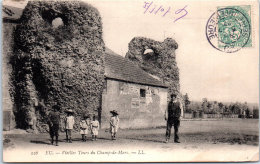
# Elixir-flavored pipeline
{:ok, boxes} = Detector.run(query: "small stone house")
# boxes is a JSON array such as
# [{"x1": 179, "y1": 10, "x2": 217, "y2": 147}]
[{"x1": 102, "y1": 51, "x2": 168, "y2": 129}]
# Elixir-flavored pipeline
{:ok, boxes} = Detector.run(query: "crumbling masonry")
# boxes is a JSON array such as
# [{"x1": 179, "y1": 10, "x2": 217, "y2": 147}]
[
  {"x1": 125, "y1": 37, "x2": 180, "y2": 99},
  {"x1": 10, "y1": 1, "x2": 105, "y2": 131}
]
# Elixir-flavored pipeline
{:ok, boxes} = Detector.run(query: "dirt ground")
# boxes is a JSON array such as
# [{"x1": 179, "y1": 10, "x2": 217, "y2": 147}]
[{"x1": 3, "y1": 119, "x2": 259, "y2": 162}]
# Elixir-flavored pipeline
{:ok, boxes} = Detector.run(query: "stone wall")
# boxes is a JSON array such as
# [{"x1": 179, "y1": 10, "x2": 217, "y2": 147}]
[
  {"x1": 102, "y1": 79, "x2": 168, "y2": 129},
  {"x1": 125, "y1": 37, "x2": 180, "y2": 99},
  {"x1": 2, "y1": 21, "x2": 17, "y2": 130},
  {"x1": 10, "y1": 1, "x2": 105, "y2": 131}
]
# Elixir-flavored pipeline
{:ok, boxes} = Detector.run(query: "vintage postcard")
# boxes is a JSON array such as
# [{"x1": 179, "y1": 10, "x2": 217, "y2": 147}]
[{"x1": 2, "y1": 0, "x2": 259, "y2": 162}]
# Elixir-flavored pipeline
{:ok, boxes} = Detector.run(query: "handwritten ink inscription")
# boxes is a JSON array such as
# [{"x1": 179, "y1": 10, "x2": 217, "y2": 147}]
[{"x1": 143, "y1": 1, "x2": 188, "y2": 23}]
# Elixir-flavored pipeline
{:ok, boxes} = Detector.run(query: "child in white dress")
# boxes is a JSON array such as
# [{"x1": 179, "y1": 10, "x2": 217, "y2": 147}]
[
  {"x1": 79, "y1": 115, "x2": 90, "y2": 142},
  {"x1": 90, "y1": 115, "x2": 99, "y2": 141}
]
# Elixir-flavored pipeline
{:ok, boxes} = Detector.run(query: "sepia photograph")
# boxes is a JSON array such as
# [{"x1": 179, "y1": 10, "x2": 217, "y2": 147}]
[{"x1": 2, "y1": 0, "x2": 259, "y2": 162}]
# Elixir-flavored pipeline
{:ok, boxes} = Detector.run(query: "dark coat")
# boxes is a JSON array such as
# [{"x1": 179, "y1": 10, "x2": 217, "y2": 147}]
[
  {"x1": 166, "y1": 101, "x2": 181, "y2": 119},
  {"x1": 48, "y1": 111, "x2": 60, "y2": 126},
  {"x1": 48, "y1": 111, "x2": 60, "y2": 136}
]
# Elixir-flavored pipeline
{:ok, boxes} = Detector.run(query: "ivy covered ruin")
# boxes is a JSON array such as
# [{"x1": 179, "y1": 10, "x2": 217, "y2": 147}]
[
  {"x1": 125, "y1": 37, "x2": 180, "y2": 99},
  {"x1": 10, "y1": 1, "x2": 105, "y2": 131}
]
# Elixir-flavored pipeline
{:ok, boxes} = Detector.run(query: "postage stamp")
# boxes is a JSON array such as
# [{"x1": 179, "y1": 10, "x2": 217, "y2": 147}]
[{"x1": 206, "y1": 5, "x2": 252, "y2": 53}]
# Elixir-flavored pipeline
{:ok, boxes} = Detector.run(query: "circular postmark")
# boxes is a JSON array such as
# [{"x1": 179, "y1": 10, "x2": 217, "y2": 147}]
[{"x1": 206, "y1": 8, "x2": 251, "y2": 53}]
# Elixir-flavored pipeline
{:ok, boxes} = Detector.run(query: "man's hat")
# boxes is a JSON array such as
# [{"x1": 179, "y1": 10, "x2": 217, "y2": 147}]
[
  {"x1": 170, "y1": 94, "x2": 177, "y2": 98},
  {"x1": 65, "y1": 109, "x2": 74, "y2": 113},
  {"x1": 110, "y1": 110, "x2": 119, "y2": 115}
]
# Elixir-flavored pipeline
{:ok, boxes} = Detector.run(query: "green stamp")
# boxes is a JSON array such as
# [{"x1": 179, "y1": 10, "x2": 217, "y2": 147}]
[{"x1": 206, "y1": 5, "x2": 251, "y2": 53}]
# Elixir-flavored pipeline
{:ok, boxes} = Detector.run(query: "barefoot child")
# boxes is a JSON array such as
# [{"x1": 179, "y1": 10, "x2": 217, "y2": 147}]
[
  {"x1": 110, "y1": 110, "x2": 119, "y2": 140},
  {"x1": 90, "y1": 115, "x2": 99, "y2": 141}
]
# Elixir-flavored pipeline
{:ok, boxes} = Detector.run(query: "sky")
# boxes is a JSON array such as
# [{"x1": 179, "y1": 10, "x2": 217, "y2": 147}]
[{"x1": 3, "y1": 0, "x2": 259, "y2": 103}]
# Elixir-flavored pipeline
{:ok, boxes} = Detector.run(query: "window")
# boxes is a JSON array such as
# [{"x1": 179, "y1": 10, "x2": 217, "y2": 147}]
[{"x1": 140, "y1": 89, "x2": 146, "y2": 97}]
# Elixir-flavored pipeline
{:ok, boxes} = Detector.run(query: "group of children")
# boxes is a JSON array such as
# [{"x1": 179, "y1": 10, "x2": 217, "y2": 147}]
[
  {"x1": 64, "y1": 109, "x2": 119, "y2": 142},
  {"x1": 79, "y1": 115, "x2": 99, "y2": 141}
]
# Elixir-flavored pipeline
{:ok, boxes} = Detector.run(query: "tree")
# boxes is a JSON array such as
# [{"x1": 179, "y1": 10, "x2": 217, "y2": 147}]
[
  {"x1": 245, "y1": 108, "x2": 250, "y2": 118},
  {"x1": 201, "y1": 98, "x2": 208, "y2": 113},
  {"x1": 212, "y1": 102, "x2": 219, "y2": 114},
  {"x1": 189, "y1": 102, "x2": 200, "y2": 112},
  {"x1": 202, "y1": 98, "x2": 208, "y2": 103},
  {"x1": 229, "y1": 103, "x2": 241, "y2": 114},
  {"x1": 207, "y1": 102, "x2": 212, "y2": 113},
  {"x1": 218, "y1": 102, "x2": 224, "y2": 113},
  {"x1": 218, "y1": 102, "x2": 224, "y2": 109},
  {"x1": 183, "y1": 93, "x2": 191, "y2": 112}
]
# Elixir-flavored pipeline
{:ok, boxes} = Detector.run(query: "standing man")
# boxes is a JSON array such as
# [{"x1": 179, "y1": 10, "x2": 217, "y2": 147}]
[
  {"x1": 48, "y1": 105, "x2": 61, "y2": 146},
  {"x1": 165, "y1": 94, "x2": 182, "y2": 143}
]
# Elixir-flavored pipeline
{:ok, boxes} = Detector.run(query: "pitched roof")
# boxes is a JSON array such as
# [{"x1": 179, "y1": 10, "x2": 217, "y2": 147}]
[{"x1": 104, "y1": 49, "x2": 167, "y2": 88}]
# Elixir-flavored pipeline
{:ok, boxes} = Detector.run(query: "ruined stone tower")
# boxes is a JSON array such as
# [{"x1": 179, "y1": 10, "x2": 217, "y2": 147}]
[
  {"x1": 11, "y1": 1, "x2": 105, "y2": 130},
  {"x1": 125, "y1": 37, "x2": 180, "y2": 99}
]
